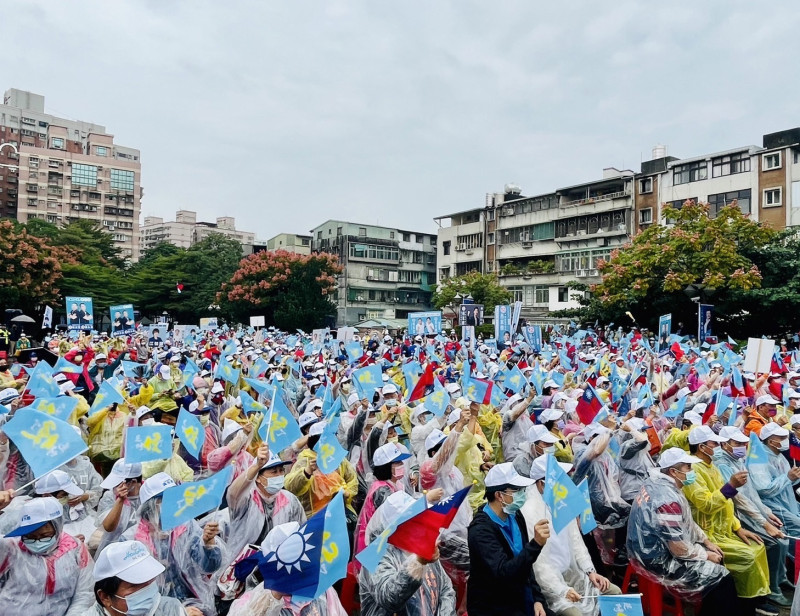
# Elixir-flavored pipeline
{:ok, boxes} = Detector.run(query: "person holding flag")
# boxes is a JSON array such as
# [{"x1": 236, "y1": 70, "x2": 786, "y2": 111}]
[
  {"x1": 500, "y1": 390, "x2": 537, "y2": 466},
  {"x1": 616, "y1": 417, "x2": 657, "y2": 504},
  {"x1": 539, "y1": 407, "x2": 574, "y2": 463},
  {"x1": 467, "y1": 462, "x2": 550, "y2": 616},
  {"x1": 87, "y1": 401, "x2": 129, "y2": 476},
  {"x1": 751, "y1": 423, "x2": 800, "y2": 543}
]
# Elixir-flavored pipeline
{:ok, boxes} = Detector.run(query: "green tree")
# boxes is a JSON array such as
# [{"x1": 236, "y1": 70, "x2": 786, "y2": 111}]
[
  {"x1": 218, "y1": 250, "x2": 342, "y2": 330},
  {"x1": 433, "y1": 271, "x2": 512, "y2": 313}
]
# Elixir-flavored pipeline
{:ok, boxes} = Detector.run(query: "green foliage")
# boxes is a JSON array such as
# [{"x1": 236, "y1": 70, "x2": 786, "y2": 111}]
[{"x1": 433, "y1": 271, "x2": 512, "y2": 313}]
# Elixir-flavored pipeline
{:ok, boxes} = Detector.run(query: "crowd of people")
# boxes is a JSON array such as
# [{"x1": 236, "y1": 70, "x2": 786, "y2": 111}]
[{"x1": 0, "y1": 322, "x2": 800, "y2": 616}]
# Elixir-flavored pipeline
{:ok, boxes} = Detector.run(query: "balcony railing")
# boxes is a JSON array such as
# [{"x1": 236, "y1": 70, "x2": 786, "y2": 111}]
[{"x1": 560, "y1": 190, "x2": 631, "y2": 207}]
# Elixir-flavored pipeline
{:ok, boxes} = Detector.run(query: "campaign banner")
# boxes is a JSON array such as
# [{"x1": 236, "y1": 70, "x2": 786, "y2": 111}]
[
  {"x1": 657, "y1": 313, "x2": 672, "y2": 353},
  {"x1": 249, "y1": 316, "x2": 265, "y2": 328},
  {"x1": 458, "y1": 304, "x2": 484, "y2": 327},
  {"x1": 408, "y1": 311, "x2": 442, "y2": 337},
  {"x1": 110, "y1": 304, "x2": 135, "y2": 337},
  {"x1": 42, "y1": 305, "x2": 53, "y2": 329},
  {"x1": 511, "y1": 300, "x2": 523, "y2": 334},
  {"x1": 66, "y1": 297, "x2": 94, "y2": 331},
  {"x1": 698, "y1": 304, "x2": 714, "y2": 343},
  {"x1": 522, "y1": 324, "x2": 543, "y2": 352},
  {"x1": 146, "y1": 324, "x2": 166, "y2": 348},
  {"x1": 199, "y1": 317, "x2": 218, "y2": 330},
  {"x1": 494, "y1": 304, "x2": 513, "y2": 345},
  {"x1": 311, "y1": 328, "x2": 329, "y2": 351}
]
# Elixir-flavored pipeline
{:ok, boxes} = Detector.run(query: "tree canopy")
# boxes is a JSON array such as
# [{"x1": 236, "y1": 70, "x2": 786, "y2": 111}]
[{"x1": 433, "y1": 271, "x2": 512, "y2": 313}]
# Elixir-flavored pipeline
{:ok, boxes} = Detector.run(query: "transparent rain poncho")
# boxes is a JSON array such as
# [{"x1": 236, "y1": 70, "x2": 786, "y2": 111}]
[
  {"x1": 617, "y1": 430, "x2": 656, "y2": 503},
  {"x1": 95, "y1": 489, "x2": 141, "y2": 554},
  {"x1": 572, "y1": 433, "x2": 630, "y2": 529}
]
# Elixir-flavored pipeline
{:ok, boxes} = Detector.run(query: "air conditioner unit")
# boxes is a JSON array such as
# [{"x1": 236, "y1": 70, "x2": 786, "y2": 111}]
[
  {"x1": 575, "y1": 270, "x2": 587, "y2": 277},
  {"x1": 356, "y1": 296, "x2": 364, "y2": 301},
  {"x1": 577, "y1": 230, "x2": 587, "y2": 236},
  {"x1": 502, "y1": 207, "x2": 514, "y2": 217}
]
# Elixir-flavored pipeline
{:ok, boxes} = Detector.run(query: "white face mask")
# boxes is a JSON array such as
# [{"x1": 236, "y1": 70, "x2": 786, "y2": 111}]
[{"x1": 140, "y1": 418, "x2": 155, "y2": 427}]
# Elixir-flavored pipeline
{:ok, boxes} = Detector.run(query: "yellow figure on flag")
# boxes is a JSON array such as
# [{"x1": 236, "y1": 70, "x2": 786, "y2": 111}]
[
  {"x1": 183, "y1": 425, "x2": 199, "y2": 450},
  {"x1": 466, "y1": 384, "x2": 477, "y2": 401},
  {"x1": 175, "y1": 484, "x2": 208, "y2": 516},
  {"x1": 140, "y1": 432, "x2": 163, "y2": 454},
  {"x1": 322, "y1": 529, "x2": 339, "y2": 563},
  {"x1": 429, "y1": 390, "x2": 445, "y2": 405},
  {"x1": 509, "y1": 374, "x2": 521, "y2": 387},
  {"x1": 269, "y1": 412, "x2": 288, "y2": 441},
  {"x1": 21, "y1": 421, "x2": 59, "y2": 449},
  {"x1": 359, "y1": 371, "x2": 374, "y2": 385},
  {"x1": 319, "y1": 442, "x2": 336, "y2": 467},
  {"x1": 39, "y1": 402, "x2": 57, "y2": 416}
]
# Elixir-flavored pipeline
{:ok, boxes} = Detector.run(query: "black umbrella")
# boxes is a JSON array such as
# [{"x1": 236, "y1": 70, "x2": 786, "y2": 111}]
[{"x1": 16, "y1": 347, "x2": 58, "y2": 367}]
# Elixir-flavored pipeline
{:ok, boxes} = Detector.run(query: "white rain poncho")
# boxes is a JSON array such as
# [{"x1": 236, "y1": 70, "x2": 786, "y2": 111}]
[
  {"x1": 501, "y1": 397, "x2": 535, "y2": 464},
  {"x1": 572, "y1": 433, "x2": 630, "y2": 529},
  {"x1": 626, "y1": 470, "x2": 730, "y2": 600},
  {"x1": 229, "y1": 585, "x2": 347, "y2": 616},
  {"x1": 95, "y1": 490, "x2": 141, "y2": 554},
  {"x1": 617, "y1": 431, "x2": 656, "y2": 502},
  {"x1": 359, "y1": 492, "x2": 456, "y2": 616},
  {"x1": 751, "y1": 447, "x2": 800, "y2": 536},
  {"x1": 0, "y1": 508, "x2": 94, "y2": 615}
]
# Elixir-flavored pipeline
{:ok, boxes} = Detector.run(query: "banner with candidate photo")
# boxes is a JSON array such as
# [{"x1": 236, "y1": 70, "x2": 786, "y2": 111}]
[
  {"x1": 458, "y1": 304, "x2": 484, "y2": 327},
  {"x1": 65, "y1": 296, "x2": 94, "y2": 331},
  {"x1": 408, "y1": 311, "x2": 442, "y2": 337},
  {"x1": 110, "y1": 304, "x2": 136, "y2": 337},
  {"x1": 657, "y1": 313, "x2": 672, "y2": 353},
  {"x1": 698, "y1": 304, "x2": 714, "y2": 343},
  {"x1": 494, "y1": 304, "x2": 513, "y2": 346},
  {"x1": 522, "y1": 325, "x2": 543, "y2": 352}
]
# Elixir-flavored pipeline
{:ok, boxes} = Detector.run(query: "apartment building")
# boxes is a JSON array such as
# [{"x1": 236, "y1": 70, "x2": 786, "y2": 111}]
[
  {"x1": 265, "y1": 232, "x2": 312, "y2": 255},
  {"x1": 310, "y1": 220, "x2": 437, "y2": 326},
  {"x1": 140, "y1": 209, "x2": 256, "y2": 253},
  {"x1": 0, "y1": 88, "x2": 142, "y2": 260}
]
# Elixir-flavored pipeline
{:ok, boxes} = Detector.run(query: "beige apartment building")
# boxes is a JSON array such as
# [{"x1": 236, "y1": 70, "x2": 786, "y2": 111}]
[
  {"x1": 0, "y1": 88, "x2": 142, "y2": 261},
  {"x1": 140, "y1": 209, "x2": 256, "y2": 253},
  {"x1": 265, "y1": 232, "x2": 312, "y2": 255}
]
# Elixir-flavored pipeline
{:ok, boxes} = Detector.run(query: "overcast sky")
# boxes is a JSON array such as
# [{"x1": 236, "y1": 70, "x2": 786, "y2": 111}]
[{"x1": 4, "y1": 1, "x2": 799, "y2": 240}]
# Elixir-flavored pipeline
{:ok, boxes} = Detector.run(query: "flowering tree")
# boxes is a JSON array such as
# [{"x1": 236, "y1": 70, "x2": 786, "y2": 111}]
[{"x1": 219, "y1": 250, "x2": 342, "y2": 330}]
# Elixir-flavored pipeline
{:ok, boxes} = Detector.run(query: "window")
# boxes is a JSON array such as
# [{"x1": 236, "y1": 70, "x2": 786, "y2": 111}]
[
  {"x1": 51, "y1": 137, "x2": 64, "y2": 149},
  {"x1": 557, "y1": 287, "x2": 569, "y2": 303},
  {"x1": 712, "y1": 152, "x2": 751, "y2": 177},
  {"x1": 639, "y1": 178, "x2": 653, "y2": 194},
  {"x1": 349, "y1": 242, "x2": 400, "y2": 261},
  {"x1": 672, "y1": 161, "x2": 707, "y2": 185},
  {"x1": 534, "y1": 286, "x2": 549, "y2": 305},
  {"x1": 358, "y1": 227, "x2": 366, "y2": 237},
  {"x1": 317, "y1": 231, "x2": 322, "y2": 239},
  {"x1": 109, "y1": 168, "x2": 134, "y2": 191},
  {"x1": 442, "y1": 241, "x2": 451, "y2": 256},
  {"x1": 707, "y1": 190, "x2": 751, "y2": 217},
  {"x1": 763, "y1": 188, "x2": 782, "y2": 207},
  {"x1": 486, "y1": 209, "x2": 495, "y2": 221},
  {"x1": 439, "y1": 266, "x2": 451, "y2": 280},
  {"x1": 389, "y1": 231, "x2": 395, "y2": 239},
  {"x1": 95, "y1": 146, "x2": 107, "y2": 156},
  {"x1": 763, "y1": 152, "x2": 782, "y2": 171},
  {"x1": 508, "y1": 286, "x2": 524, "y2": 303},
  {"x1": 639, "y1": 208, "x2": 653, "y2": 224},
  {"x1": 487, "y1": 232, "x2": 495, "y2": 244},
  {"x1": 430, "y1": 236, "x2": 436, "y2": 245},
  {"x1": 71, "y1": 163, "x2": 98, "y2": 187},
  {"x1": 402, "y1": 232, "x2": 410, "y2": 242}
]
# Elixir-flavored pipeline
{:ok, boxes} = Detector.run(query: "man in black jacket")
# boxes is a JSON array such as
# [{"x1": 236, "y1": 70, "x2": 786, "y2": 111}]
[{"x1": 467, "y1": 462, "x2": 551, "y2": 616}]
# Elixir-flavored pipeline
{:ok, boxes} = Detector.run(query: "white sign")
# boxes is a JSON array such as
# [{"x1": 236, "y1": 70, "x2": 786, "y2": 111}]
[
  {"x1": 743, "y1": 337, "x2": 775, "y2": 375},
  {"x1": 249, "y1": 316, "x2": 265, "y2": 328},
  {"x1": 336, "y1": 326, "x2": 357, "y2": 342}
]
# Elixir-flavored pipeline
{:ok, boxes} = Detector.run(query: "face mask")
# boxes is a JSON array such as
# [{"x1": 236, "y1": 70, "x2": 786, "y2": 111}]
[
  {"x1": 778, "y1": 440, "x2": 790, "y2": 451},
  {"x1": 556, "y1": 420, "x2": 566, "y2": 430},
  {"x1": 392, "y1": 464, "x2": 406, "y2": 479},
  {"x1": 341, "y1": 384, "x2": 351, "y2": 394},
  {"x1": 266, "y1": 475, "x2": 285, "y2": 494},
  {"x1": 140, "y1": 419, "x2": 155, "y2": 427},
  {"x1": 502, "y1": 490, "x2": 526, "y2": 515},
  {"x1": 114, "y1": 581, "x2": 160, "y2": 616},
  {"x1": 199, "y1": 414, "x2": 210, "y2": 427},
  {"x1": 385, "y1": 399, "x2": 398, "y2": 408},
  {"x1": 731, "y1": 445, "x2": 747, "y2": 459},
  {"x1": 387, "y1": 436, "x2": 399, "y2": 444},
  {"x1": 23, "y1": 535, "x2": 58, "y2": 554},
  {"x1": 57, "y1": 496, "x2": 70, "y2": 507},
  {"x1": 679, "y1": 470, "x2": 697, "y2": 486},
  {"x1": 542, "y1": 445, "x2": 556, "y2": 455}
]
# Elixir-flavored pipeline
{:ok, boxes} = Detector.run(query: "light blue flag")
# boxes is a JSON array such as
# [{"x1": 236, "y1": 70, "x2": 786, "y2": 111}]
[
  {"x1": 161, "y1": 466, "x2": 233, "y2": 531},
  {"x1": 473, "y1": 352, "x2": 485, "y2": 375},
  {"x1": 240, "y1": 390, "x2": 268, "y2": 415},
  {"x1": 30, "y1": 396, "x2": 80, "y2": 422},
  {"x1": 27, "y1": 361, "x2": 60, "y2": 398},
  {"x1": 3, "y1": 409, "x2": 88, "y2": 478},
  {"x1": 598, "y1": 595, "x2": 645, "y2": 616},
  {"x1": 505, "y1": 365, "x2": 528, "y2": 395},
  {"x1": 10, "y1": 363, "x2": 25, "y2": 377},
  {"x1": 728, "y1": 396, "x2": 741, "y2": 426},
  {"x1": 286, "y1": 335, "x2": 298, "y2": 348},
  {"x1": 323, "y1": 396, "x2": 343, "y2": 420},
  {"x1": 491, "y1": 384, "x2": 509, "y2": 407},
  {"x1": 121, "y1": 360, "x2": 145, "y2": 379},
  {"x1": 543, "y1": 454, "x2": 586, "y2": 534},
  {"x1": 422, "y1": 378, "x2": 449, "y2": 417},
  {"x1": 124, "y1": 425, "x2": 174, "y2": 463},
  {"x1": 716, "y1": 391, "x2": 734, "y2": 419},
  {"x1": 250, "y1": 357, "x2": 269, "y2": 378},
  {"x1": 694, "y1": 358, "x2": 710, "y2": 377},
  {"x1": 222, "y1": 338, "x2": 238, "y2": 356},
  {"x1": 664, "y1": 395, "x2": 687, "y2": 418},
  {"x1": 244, "y1": 378, "x2": 275, "y2": 399},
  {"x1": 746, "y1": 431, "x2": 770, "y2": 471},
  {"x1": 353, "y1": 364, "x2": 383, "y2": 399},
  {"x1": 345, "y1": 341, "x2": 363, "y2": 364},
  {"x1": 259, "y1": 394, "x2": 302, "y2": 453},
  {"x1": 313, "y1": 420, "x2": 347, "y2": 474},
  {"x1": 90, "y1": 380, "x2": 126, "y2": 415},
  {"x1": 549, "y1": 371, "x2": 565, "y2": 387},
  {"x1": 176, "y1": 407, "x2": 206, "y2": 460},
  {"x1": 606, "y1": 433, "x2": 620, "y2": 460},
  {"x1": 576, "y1": 479, "x2": 597, "y2": 534},
  {"x1": 356, "y1": 494, "x2": 428, "y2": 573},
  {"x1": 464, "y1": 379, "x2": 492, "y2": 404},
  {"x1": 461, "y1": 361, "x2": 471, "y2": 390},
  {"x1": 182, "y1": 357, "x2": 200, "y2": 379},
  {"x1": 402, "y1": 361, "x2": 422, "y2": 395},
  {"x1": 53, "y1": 356, "x2": 83, "y2": 375},
  {"x1": 530, "y1": 369, "x2": 546, "y2": 396},
  {"x1": 731, "y1": 366, "x2": 745, "y2": 392},
  {"x1": 215, "y1": 355, "x2": 240, "y2": 385},
  {"x1": 558, "y1": 350, "x2": 573, "y2": 370}
]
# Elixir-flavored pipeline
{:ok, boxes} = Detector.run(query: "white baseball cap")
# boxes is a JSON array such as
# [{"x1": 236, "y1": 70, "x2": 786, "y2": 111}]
[
  {"x1": 530, "y1": 454, "x2": 573, "y2": 481},
  {"x1": 412, "y1": 405, "x2": 431, "y2": 421},
  {"x1": 298, "y1": 411, "x2": 319, "y2": 429},
  {"x1": 687, "y1": 425, "x2": 725, "y2": 445},
  {"x1": 35, "y1": 469, "x2": 83, "y2": 497},
  {"x1": 485, "y1": 462, "x2": 534, "y2": 488},
  {"x1": 347, "y1": 393, "x2": 360, "y2": 406},
  {"x1": 658, "y1": 447, "x2": 701, "y2": 469},
  {"x1": 381, "y1": 383, "x2": 398, "y2": 395},
  {"x1": 584, "y1": 423, "x2": 610, "y2": 441},
  {"x1": 683, "y1": 411, "x2": 703, "y2": 426},
  {"x1": 445, "y1": 383, "x2": 461, "y2": 394},
  {"x1": 718, "y1": 426, "x2": 749, "y2": 443},
  {"x1": 756, "y1": 394, "x2": 781, "y2": 407},
  {"x1": 308, "y1": 420, "x2": 326, "y2": 437},
  {"x1": 159, "y1": 365, "x2": 171, "y2": 378},
  {"x1": 307, "y1": 378, "x2": 321, "y2": 388},
  {"x1": 0, "y1": 387, "x2": 19, "y2": 404},
  {"x1": 139, "y1": 472, "x2": 176, "y2": 506},
  {"x1": 93, "y1": 540, "x2": 165, "y2": 583},
  {"x1": 135, "y1": 405, "x2": 153, "y2": 421},
  {"x1": 373, "y1": 442, "x2": 411, "y2": 466},
  {"x1": 790, "y1": 415, "x2": 800, "y2": 428},
  {"x1": 259, "y1": 452, "x2": 292, "y2": 472},
  {"x1": 760, "y1": 423, "x2": 790, "y2": 441},
  {"x1": 308, "y1": 399, "x2": 323, "y2": 410},
  {"x1": 425, "y1": 429, "x2": 447, "y2": 451},
  {"x1": 527, "y1": 424, "x2": 558, "y2": 444},
  {"x1": 539, "y1": 408, "x2": 564, "y2": 423},
  {"x1": 211, "y1": 382, "x2": 225, "y2": 394},
  {"x1": 5, "y1": 496, "x2": 63, "y2": 537},
  {"x1": 221, "y1": 418, "x2": 243, "y2": 443},
  {"x1": 543, "y1": 379, "x2": 559, "y2": 389},
  {"x1": 100, "y1": 458, "x2": 143, "y2": 489}
]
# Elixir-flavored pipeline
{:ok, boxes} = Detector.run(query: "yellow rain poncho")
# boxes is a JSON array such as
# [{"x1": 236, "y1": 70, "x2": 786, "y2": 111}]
[{"x1": 683, "y1": 459, "x2": 769, "y2": 598}]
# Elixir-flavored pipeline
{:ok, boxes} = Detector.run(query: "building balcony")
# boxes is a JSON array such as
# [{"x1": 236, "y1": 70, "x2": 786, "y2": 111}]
[{"x1": 555, "y1": 191, "x2": 633, "y2": 218}]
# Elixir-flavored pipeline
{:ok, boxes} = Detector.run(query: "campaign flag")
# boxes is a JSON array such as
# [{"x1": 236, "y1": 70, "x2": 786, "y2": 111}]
[
  {"x1": 30, "y1": 396, "x2": 80, "y2": 422},
  {"x1": 244, "y1": 378, "x2": 275, "y2": 399},
  {"x1": 259, "y1": 394, "x2": 302, "y2": 453},
  {"x1": 422, "y1": 378, "x2": 449, "y2": 417},
  {"x1": 389, "y1": 485, "x2": 471, "y2": 560},
  {"x1": 3, "y1": 409, "x2": 88, "y2": 478},
  {"x1": 26, "y1": 361, "x2": 60, "y2": 398},
  {"x1": 559, "y1": 350, "x2": 573, "y2": 370},
  {"x1": 52, "y1": 356, "x2": 83, "y2": 375},
  {"x1": 313, "y1": 420, "x2": 348, "y2": 474},
  {"x1": 530, "y1": 369, "x2": 546, "y2": 396},
  {"x1": 182, "y1": 357, "x2": 200, "y2": 379},
  {"x1": 345, "y1": 341, "x2": 363, "y2": 364},
  {"x1": 664, "y1": 395, "x2": 687, "y2": 419},
  {"x1": 356, "y1": 495, "x2": 428, "y2": 573},
  {"x1": 124, "y1": 425, "x2": 173, "y2": 463},
  {"x1": 576, "y1": 385, "x2": 603, "y2": 425},
  {"x1": 746, "y1": 431, "x2": 771, "y2": 472},
  {"x1": 161, "y1": 466, "x2": 233, "y2": 531},
  {"x1": 543, "y1": 454, "x2": 586, "y2": 534},
  {"x1": 222, "y1": 338, "x2": 238, "y2": 356},
  {"x1": 402, "y1": 361, "x2": 422, "y2": 394},
  {"x1": 110, "y1": 303, "x2": 136, "y2": 337},
  {"x1": 465, "y1": 378, "x2": 493, "y2": 405},
  {"x1": 323, "y1": 396, "x2": 343, "y2": 420},
  {"x1": 89, "y1": 380, "x2": 126, "y2": 415},
  {"x1": 176, "y1": 407, "x2": 206, "y2": 460},
  {"x1": 259, "y1": 489, "x2": 349, "y2": 600},
  {"x1": 65, "y1": 296, "x2": 94, "y2": 332},
  {"x1": 408, "y1": 363, "x2": 435, "y2": 402},
  {"x1": 598, "y1": 595, "x2": 645, "y2": 616},
  {"x1": 491, "y1": 382, "x2": 509, "y2": 407},
  {"x1": 353, "y1": 364, "x2": 383, "y2": 399},
  {"x1": 42, "y1": 305, "x2": 53, "y2": 329},
  {"x1": 250, "y1": 357, "x2": 270, "y2": 378},
  {"x1": 522, "y1": 325, "x2": 543, "y2": 352},
  {"x1": 215, "y1": 355, "x2": 240, "y2": 385},
  {"x1": 240, "y1": 390, "x2": 269, "y2": 415},
  {"x1": 505, "y1": 364, "x2": 528, "y2": 395},
  {"x1": 576, "y1": 478, "x2": 597, "y2": 534},
  {"x1": 121, "y1": 360, "x2": 145, "y2": 379}
]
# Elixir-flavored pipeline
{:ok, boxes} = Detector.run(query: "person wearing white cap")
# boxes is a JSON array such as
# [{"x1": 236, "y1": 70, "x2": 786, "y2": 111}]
[
  {"x1": 661, "y1": 409, "x2": 702, "y2": 453},
  {"x1": 146, "y1": 364, "x2": 180, "y2": 415},
  {"x1": 58, "y1": 428, "x2": 104, "y2": 514},
  {"x1": 617, "y1": 417, "x2": 657, "y2": 503},
  {"x1": 205, "y1": 418, "x2": 255, "y2": 480},
  {"x1": 513, "y1": 424, "x2": 558, "y2": 479},
  {"x1": 91, "y1": 539, "x2": 185, "y2": 616},
  {"x1": 713, "y1": 426, "x2": 790, "y2": 605},
  {"x1": 34, "y1": 469, "x2": 94, "y2": 537},
  {"x1": 627, "y1": 448, "x2": 738, "y2": 615},
  {"x1": 409, "y1": 403, "x2": 444, "y2": 460},
  {"x1": 524, "y1": 455, "x2": 621, "y2": 616},
  {"x1": 86, "y1": 395, "x2": 129, "y2": 477},
  {"x1": 96, "y1": 458, "x2": 144, "y2": 554},
  {"x1": 744, "y1": 394, "x2": 781, "y2": 437},
  {"x1": 0, "y1": 496, "x2": 95, "y2": 615},
  {"x1": 500, "y1": 390, "x2": 537, "y2": 465},
  {"x1": 683, "y1": 425, "x2": 770, "y2": 603},
  {"x1": 122, "y1": 473, "x2": 224, "y2": 615},
  {"x1": 467, "y1": 462, "x2": 549, "y2": 616},
  {"x1": 359, "y1": 491, "x2": 456, "y2": 616},
  {"x1": 539, "y1": 407, "x2": 574, "y2": 463}
]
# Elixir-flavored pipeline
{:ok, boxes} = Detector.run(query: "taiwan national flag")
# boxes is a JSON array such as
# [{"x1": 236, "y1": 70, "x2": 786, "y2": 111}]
[
  {"x1": 576, "y1": 385, "x2": 603, "y2": 425},
  {"x1": 389, "y1": 485, "x2": 471, "y2": 560},
  {"x1": 730, "y1": 366, "x2": 755, "y2": 398},
  {"x1": 408, "y1": 363, "x2": 435, "y2": 403}
]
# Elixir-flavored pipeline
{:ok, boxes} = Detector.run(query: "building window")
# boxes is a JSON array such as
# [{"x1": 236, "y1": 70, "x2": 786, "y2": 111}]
[
  {"x1": 712, "y1": 152, "x2": 751, "y2": 177},
  {"x1": 402, "y1": 232, "x2": 410, "y2": 242},
  {"x1": 486, "y1": 209, "x2": 495, "y2": 221},
  {"x1": 317, "y1": 231, "x2": 322, "y2": 240},
  {"x1": 557, "y1": 287, "x2": 569, "y2": 303},
  {"x1": 763, "y1": 188, "x2": 782, "y2": 207},
  {"x1": 672, "y1": 161, "x2": 707, "y2": 185},
  {"x1": 487, "y1": 232, "x2": 495, "y2": 244},
  {"x1": 707, "y1": 190, "x2": 751, "y2": 217},
  {"x1": 639, "y1": 208, "x2": 653, "y2": 224},
  {"x1": 51, "y1": 137, "x2": 64, "y2": 149},
  {"x1": 439, "y1": 266, "x2": 451, "y2": 280},
  {"x1": 508, "y1": 286, "x2": 524, "y2": 303},
  {"x1": 95, "y1": 146, "x2": 107, "y2": 156},
  {"x1": 763, "y1": 152, "x2": 782, "y2": 171},
  {"x1": 389, "y1": 231, "x2": 395, "y2": 239},
  {"x1": 71, "y1": 163, "x2": 98, "y2": 187},
  {"x1": 358, "y1": 227, "x2": 366, "y2": 237},
  {"x1": 639, "y1": 178, "x2": 653, "y2": 194},
  {"x1": 534, "y1": 286, "x2": 549, "y2": 305},
  {"x1": 430, "y1": 236, "x2": 436, "y2": 245},
  {"x1": 442, "y1": 241, "x2": 451, "y2": 256}
]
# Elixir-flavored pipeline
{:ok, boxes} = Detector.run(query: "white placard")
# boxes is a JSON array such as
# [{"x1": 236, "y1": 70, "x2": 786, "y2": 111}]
[
  {"x1": 249, "y1": 316, "x2": 265, "y2": 328},
  {"x1": 743, "y1": 337, "x2": 775, "y2": 374}
]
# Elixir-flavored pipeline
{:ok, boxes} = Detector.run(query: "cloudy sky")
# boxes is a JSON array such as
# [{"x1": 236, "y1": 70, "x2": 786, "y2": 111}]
[{"x1": 4, "y1": 1, "x2": 799, "y2": 240}]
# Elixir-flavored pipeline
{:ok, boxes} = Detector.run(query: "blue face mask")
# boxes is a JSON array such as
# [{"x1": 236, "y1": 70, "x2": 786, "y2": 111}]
[
  {"x1": 115, "y1": 581, "x2": 160, "y2": 616},
  {"x1": 502, "y1": 489, "x2": 527, "y2": 515},
  {"x1": 680, "y1": 470, "x2": 697, "y2": 486},
  {"x1": 22, "y1": 535, "x2": 57, "y2": 554}
]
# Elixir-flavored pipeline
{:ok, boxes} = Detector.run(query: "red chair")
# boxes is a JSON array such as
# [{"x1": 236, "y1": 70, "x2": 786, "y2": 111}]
[
  {"x1": 339, "y1": 561, "x2": 361, "y2": 614},
  {"x1": 622, "y1": 563, "x2": 701, "y2": 616}
]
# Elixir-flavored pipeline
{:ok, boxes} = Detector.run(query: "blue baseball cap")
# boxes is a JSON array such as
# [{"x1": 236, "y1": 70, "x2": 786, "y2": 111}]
[{"x1": 5, "y1": 496, "x2": 62, "y2": 537}]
